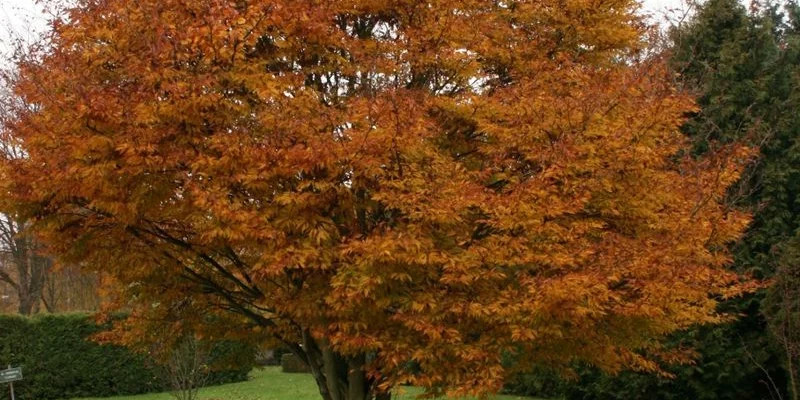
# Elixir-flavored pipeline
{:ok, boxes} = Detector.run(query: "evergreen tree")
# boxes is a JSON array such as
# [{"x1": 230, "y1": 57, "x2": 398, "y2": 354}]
[
  {"x1": 758, "y1": 4, "x2": 800, "y2": 398},
  {"x1": 569, "y1": 1, "x2": 800, "y2": 398}
]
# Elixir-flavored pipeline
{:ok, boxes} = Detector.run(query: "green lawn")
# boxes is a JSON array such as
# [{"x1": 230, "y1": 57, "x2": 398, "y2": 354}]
[{"x1": 74, "y1": 367, "x2": 541, "y2": 400}]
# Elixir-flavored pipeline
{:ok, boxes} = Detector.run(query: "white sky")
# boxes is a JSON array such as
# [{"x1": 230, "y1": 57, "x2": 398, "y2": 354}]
[
  {"x1": 0, "y1": 0, "x2": 49, "y2": 69},
  {"x1": 0, "y1": 0, "x2": 689, "y2": 68},
  {"x1": 1, "y1": 0, "x2": 49, "y2": 46}
]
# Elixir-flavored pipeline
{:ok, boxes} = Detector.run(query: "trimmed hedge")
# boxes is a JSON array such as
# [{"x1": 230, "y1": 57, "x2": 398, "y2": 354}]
[
  {"x1": 280, "y1": 353, "x2": 310, "y2": 373},
  {"x1": 0, "y1": 314, "x2": 253, "y2": 400}
]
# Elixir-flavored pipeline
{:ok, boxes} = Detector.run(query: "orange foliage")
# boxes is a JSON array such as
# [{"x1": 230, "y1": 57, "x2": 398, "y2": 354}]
[{"x1": 1, "y1": 0, "x2": 753, "y2": 398}]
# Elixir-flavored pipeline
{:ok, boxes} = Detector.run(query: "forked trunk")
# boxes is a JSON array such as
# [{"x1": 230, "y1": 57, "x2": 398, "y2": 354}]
[{"x1": 294, "y1": 331, "x2": 391, "y2": 400}]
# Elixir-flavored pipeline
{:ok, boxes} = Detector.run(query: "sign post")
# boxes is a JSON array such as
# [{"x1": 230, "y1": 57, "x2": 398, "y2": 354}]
[{"x1": 0, "y1": 365, "x2": 22, "y2": 400}]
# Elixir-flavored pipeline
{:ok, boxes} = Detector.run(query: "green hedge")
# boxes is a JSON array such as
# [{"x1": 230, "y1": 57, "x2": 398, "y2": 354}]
[
  {"x1": 280, "y1": 353, "x2": 310, "y2": 373},
  {"x1": 564, "y1": 317, "x2": 787, "y2": 400},
  {"x1": 501, "y1": 369, "x2": 565, "y2": 398},
  {"x1": 0, "y1": 314, "x2": 253, "y2": 400},
  {"x1": 205, "y1": 339, "x2": 255, "y2": 385}
]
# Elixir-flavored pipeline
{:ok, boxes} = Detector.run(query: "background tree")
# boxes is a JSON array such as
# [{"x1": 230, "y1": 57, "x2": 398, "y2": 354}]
[
  {"x1": 40, "y1": 264, "x2": 100, "y2": 313},
  {"x1": 1, "y1": 0, "x2": 753, "y2": 399},
  {"x1": 568, "y1": 1, "x2": 800, "y2": 399},
  {"x1": 0, "y1": 86, "x2": 52, "y2": 315},
  {"x1": 759, "y1": 4, "x2": 800, "y2": 398},
  {"x1": 764, "y1": 234, "x2": 800, "y2": 400},
  {"x1": 0, "y1": 214, "x2": 52, "y2": 315},
  {"x1": 664, "y1": 0, "x2": 800, "y2": 397}
]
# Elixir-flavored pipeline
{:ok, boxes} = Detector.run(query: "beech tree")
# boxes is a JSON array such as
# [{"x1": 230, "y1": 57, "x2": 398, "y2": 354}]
[{"x1": 2, "y1": 0, "x2": 754, "y2": 399}]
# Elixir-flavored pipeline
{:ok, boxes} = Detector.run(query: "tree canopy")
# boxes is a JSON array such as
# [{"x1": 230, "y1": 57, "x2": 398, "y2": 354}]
[
  {"x1": 566, "y1": 1, "x2": 800, "y2": 398},
  {"x1": 0, "y1": 0, "x2": 754, "y2": 399}
]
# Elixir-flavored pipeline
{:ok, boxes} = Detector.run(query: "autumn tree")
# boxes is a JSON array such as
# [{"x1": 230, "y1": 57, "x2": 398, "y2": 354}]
[{"x1": 1, "y1": 0, "x2": 753, "y2": 399}]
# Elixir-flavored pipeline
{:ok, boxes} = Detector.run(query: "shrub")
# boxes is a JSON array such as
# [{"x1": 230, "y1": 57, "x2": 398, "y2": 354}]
[
  {"x1": 281, "y1": 353, "x2": 310, "y2": 373},
  {"x1": 254, "y1": 346, "x2": 291, "y2": 366},
  {"x1": 0, "y1": 314, "x2": 253, "y2": 400},
  {"x1": 564, "y1": 313, "x2": 786, "y2": 400},
  {"x1": 205, "y1": 339, "x2": 255, "y2": 385},
  {"x1": 501, "y1": 369, "x2": 565, "y2": 398},
  {"x1": 165, "y1": 338, "x2": 210, "y2": 400}
]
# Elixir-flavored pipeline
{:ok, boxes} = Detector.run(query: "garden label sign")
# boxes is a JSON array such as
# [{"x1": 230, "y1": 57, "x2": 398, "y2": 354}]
[
  {"x1": 0, "y1": 367, "x2": 21, "y2": 384},
  {"x1": 0, "y1": 366, "x2": 21, "y2": 400}
]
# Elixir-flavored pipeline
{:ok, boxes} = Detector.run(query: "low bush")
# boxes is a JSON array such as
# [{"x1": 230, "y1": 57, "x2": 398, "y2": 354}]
[
  {"x1": 0, "y1": 314, "x2": 253, "y2": 400},
  {"x1": 281, "y1": 353, "x2": 311, "y2": 373},
  {"x1": 501, "y1": 369, "x2": 565, "y2": 398},
  {"x1": 205, "y1": 340, "x2": 255, "y2": 385},
  {"x1": 564, "y1": 311, "x2": 786, "y2": 400}
]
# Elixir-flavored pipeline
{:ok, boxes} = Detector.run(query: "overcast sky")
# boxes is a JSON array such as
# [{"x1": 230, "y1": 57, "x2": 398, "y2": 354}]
[
  {"x1": 0, "y1": 0, "x2": 690, "y2": 68},
  {"x1": 1, "y1": 0, "x2": 49, "y2": 47}
]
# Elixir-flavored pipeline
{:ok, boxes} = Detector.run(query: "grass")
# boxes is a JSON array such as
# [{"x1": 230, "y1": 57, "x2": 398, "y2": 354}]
[{"x1": 74, "y1": 367, "x2": 542, "y2": 400}]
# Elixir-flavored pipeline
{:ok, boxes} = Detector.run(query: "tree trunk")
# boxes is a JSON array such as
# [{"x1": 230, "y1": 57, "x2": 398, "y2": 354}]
[
  {"x1": 374, "y1": 392, "x2": 391, "y2": 400},
  {"x1": 321, "y1": 339, "x2": 346, "y2": 400},
  {"x1": 14, "y1": 242, "x2": 50, "y2": 315},
  {"x1": 294, "y1": 331, "x2": 391, "y2": 400},
  {"x1": 301, "y1": 330, "x2": 335, "y2": 400},
  {"x1": 41, "y1": 293, "x2": 54, "y2": 313},
  {"x1": 348, "y1": 355, "x2": 367, "y2": 400},
  {"x1": 17, "y1": 288, "x2": 34, "y2": 315}
]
